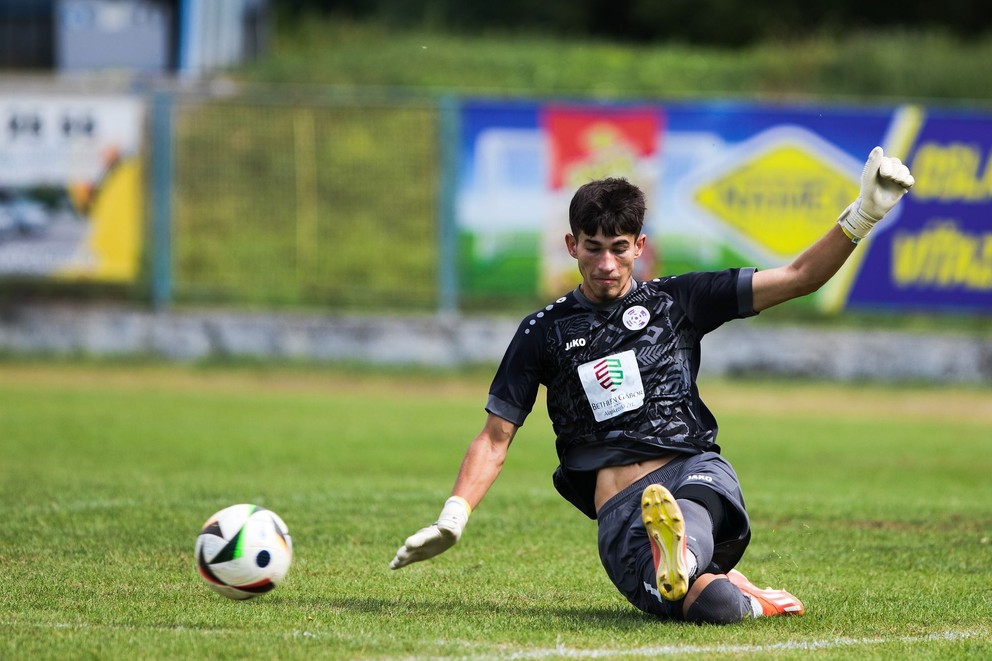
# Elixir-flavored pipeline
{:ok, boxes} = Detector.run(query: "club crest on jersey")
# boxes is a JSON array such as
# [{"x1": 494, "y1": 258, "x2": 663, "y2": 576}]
[
  {"x1": 623, "y1": 305, "x2": 650, "y2": 330},
  {"x1": 594, "y1": 357, "x2": 623, "y2": 390}
]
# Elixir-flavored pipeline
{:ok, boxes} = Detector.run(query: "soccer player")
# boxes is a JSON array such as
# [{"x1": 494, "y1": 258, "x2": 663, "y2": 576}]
[{"x1": 390, "y1": 147, "x2": 914, "y2": 623}]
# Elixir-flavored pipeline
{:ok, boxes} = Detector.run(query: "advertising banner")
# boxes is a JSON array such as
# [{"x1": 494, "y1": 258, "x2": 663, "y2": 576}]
[
  {"x1": 541, "y1": 105, "x2": 659, "y2": 295},
  {"x1": 842, "y1": 112, "x2": 992, "y2": 313},
  {"x1": 0, "y1": 94, "x2": 144, "y2": 282},
  {"x1": 455, "y1": 99, "x2": 992, "y2": 314}
]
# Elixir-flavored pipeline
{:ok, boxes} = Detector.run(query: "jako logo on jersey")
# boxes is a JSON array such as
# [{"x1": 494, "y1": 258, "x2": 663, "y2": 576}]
[
  {"x1": 565, "y1": 338, "x2": 587, "y2": 351},
  {"x1": 686, "y1": 474, "x2": 713, "y2": 483},
  {"x1": 594, "y1": 358, "x2": 624, "y2": 391}
]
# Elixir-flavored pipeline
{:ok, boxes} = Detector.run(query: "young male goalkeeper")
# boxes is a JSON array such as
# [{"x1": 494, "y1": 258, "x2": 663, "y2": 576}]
[{"x1": 390, "y1": 147, "x2": 914, "y2": 623}]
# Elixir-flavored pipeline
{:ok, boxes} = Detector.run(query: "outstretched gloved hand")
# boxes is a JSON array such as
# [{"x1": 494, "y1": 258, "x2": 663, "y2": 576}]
[
  {"x1": 838, "y1": 146, "x2": 915, "y2": 243},
  {"x1": 390, "y1": 496, "x2": 471, "y2": 569}
]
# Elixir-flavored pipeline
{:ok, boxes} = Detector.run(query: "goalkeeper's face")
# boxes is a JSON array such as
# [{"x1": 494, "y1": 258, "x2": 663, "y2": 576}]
[{"x1": 566, "y1": 230, "x2": 646, "y2": 304}]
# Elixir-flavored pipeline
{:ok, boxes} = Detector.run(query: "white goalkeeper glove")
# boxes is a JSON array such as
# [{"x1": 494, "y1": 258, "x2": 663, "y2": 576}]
[
  {"x1": 389, "y1": 496, "x2": 471, "y2": 570},
  {"x1": 837, "y1": 146, "x2": 915, "y2": 243}
]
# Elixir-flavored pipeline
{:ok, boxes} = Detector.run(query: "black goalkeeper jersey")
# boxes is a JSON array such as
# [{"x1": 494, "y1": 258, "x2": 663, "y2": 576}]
[{"x1": 486, "y1": 268, "x2": 757, "y2": 518}]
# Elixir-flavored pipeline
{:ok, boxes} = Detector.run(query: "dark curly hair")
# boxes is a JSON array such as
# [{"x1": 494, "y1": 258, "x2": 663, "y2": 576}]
[{"x1": 568, "y1": 177, "x2": 646, "y2": 238}]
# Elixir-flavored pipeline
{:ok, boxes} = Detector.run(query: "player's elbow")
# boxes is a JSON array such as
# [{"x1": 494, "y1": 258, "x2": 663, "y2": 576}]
[
  {"x1": 470, "y1": 429, "x2": 512, "y2": 469},
  {"x1": 784, "y1": 260, "x2": 835, "y2": 298},
  {"x1": 791, "y1": 273, "x2": 825, "y2": 298}
]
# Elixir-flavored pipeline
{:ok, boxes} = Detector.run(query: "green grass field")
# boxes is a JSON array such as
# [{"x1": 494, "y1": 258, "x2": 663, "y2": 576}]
[{"x1": 1, "y1": 362, "x2": 990, "y2": 659}]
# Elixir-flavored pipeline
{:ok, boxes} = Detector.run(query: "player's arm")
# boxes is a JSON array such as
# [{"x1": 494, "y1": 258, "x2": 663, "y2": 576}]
[
  {"x1": 390, "y1": 413, "x2": 518, "y2": 569},
  {"x1": 752, "y1": 146, "x2": 914, "y2": 312},
  {"x1": 752, "y1": 225, "x2": 855, "y2": 311},
  {"x1": 450, "y1": 413, "x2": 518, "y2": 509}
]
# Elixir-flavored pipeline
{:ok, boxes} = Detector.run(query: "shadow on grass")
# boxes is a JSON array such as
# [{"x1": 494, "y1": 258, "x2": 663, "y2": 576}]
[{"x1": 316, "y1": 595, "x2": 684, "y2": 630}]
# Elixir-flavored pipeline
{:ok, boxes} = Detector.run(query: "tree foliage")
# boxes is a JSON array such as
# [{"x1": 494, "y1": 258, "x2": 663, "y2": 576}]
[{"x1": 273, "y1": 0, "x2": 989, "y2": 47}]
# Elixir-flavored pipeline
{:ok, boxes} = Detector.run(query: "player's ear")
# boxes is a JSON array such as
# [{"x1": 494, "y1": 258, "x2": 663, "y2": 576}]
[
  {"x1": 565, "y1": 233, "x2": 578, "y2": 258},
  {"x1": 634, "y1": 233, "x2": 647, "y2": 257}
]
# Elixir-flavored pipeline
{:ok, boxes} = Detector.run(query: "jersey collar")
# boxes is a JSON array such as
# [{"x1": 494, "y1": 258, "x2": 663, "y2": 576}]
[{"x1": 573, "y1": 279, "x2": 639, "y2": 312}]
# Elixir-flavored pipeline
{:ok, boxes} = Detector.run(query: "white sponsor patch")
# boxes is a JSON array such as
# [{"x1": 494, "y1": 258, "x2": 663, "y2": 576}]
[
  {"x1": 577, "y1": 350, "x2": 645, "y2": 422},
  {"x1": 622, "y1": 305, "x2": 650, "y2": 330}
]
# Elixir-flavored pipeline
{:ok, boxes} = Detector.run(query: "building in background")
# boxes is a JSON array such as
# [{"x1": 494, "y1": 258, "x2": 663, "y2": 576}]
[
  {"x1": 0, "y1": 0, "x2": 55, "y2": 69},
  {"x1": 0, "y1": 0, "x2": 269, "y2": 77}
]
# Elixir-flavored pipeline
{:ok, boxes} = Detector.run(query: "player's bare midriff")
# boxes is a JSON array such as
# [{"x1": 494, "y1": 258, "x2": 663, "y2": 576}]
[{"x1": 594, "y1": 452, "x2": 678, "y2": 513}]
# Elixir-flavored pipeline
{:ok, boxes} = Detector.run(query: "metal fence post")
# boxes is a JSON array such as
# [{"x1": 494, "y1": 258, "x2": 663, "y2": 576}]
[
  {"x1": 150, "y1": 89, "x2": 174, "y2": 309},
  {"x1": 438, "y1": 95, "x2": 460, "y2": 316}
]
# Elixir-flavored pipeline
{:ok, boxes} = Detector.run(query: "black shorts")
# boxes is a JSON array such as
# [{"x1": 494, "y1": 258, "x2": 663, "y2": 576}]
[{"x1": 596, "y1": 452, "x2": 751, "y2": 618}]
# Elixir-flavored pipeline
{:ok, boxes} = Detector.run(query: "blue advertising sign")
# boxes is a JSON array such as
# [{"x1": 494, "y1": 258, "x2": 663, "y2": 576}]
[
  {"x1": 455, "y1": 98, "x2": 992, "y2": 314},
  {"x1": 845, "y1": 110, "x2": 992, "y2": 313}
]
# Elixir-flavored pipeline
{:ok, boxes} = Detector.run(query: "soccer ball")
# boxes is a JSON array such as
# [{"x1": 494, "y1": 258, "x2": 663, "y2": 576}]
[{"x1": 195, "y1": 504, "x2": 293, "y2": 600}]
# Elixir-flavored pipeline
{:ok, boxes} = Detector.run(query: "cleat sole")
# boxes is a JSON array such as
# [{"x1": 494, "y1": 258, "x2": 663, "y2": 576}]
[{"x1": 641, "y1": 484, "x2": 688, "y2": 601}]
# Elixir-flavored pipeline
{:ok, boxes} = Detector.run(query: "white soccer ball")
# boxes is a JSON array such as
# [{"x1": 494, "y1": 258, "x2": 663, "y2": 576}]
[{"x1": 195, "y1": 504, "x2": 293, "y2": 600}]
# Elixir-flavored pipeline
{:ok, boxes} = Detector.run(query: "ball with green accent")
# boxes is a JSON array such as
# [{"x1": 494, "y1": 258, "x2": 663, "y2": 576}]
[{"x1": 195, "y1": 504, "x2": 293, "y2": 600}]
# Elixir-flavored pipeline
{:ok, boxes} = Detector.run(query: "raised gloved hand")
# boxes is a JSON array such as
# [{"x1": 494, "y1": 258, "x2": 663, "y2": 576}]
[
  {"x1": 390, "y1": 496, "x2": 471, "y2": 569},
  {"x1": 837, "y1": 146, "x2": 915, "y2": 243}
]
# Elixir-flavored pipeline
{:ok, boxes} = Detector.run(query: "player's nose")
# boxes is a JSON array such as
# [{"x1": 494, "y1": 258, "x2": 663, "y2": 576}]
[{"x1": 596, "y1": 251, "x2": 618, "y2": 272}]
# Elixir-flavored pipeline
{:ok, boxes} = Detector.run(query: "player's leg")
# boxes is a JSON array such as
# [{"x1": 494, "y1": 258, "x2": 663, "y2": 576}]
[
  {"x1": 640, "y1": 484, "x2": 715, "y2": 601},
  {"x1": 670, "y1": 452, "x2": 751, "y2": 575},
  {"x1": 683, "y1": 573, "x2": 752, "y2": 624},
  {"x1": 678, "y1": 498, "x2": 715, "y2": 584},
  {"x1": 598, "y1": 467, "x2": 689, "y2": 619},
  {"x1": 641, "y1": 487, "x2": 763, "y2": 624},
  {"x1": 681, "y1": 571, "x2": 804, "y2": 622},
  {"x1": 727, "y1": 569, "x2": 805, "y2": 617}
]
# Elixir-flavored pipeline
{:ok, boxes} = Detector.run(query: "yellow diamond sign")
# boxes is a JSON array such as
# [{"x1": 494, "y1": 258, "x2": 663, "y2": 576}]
[{"x1": 694, "y1": 144, "x2": 859, "y2": 257}]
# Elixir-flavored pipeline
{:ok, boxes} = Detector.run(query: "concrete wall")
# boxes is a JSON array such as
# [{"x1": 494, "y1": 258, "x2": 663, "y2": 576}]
[{"x1": 1, "y1": 302, "x2": 990, "y2": 384}]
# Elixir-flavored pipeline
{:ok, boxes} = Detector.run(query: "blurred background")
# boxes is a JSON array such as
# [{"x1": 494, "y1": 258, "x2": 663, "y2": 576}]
[{"x1": 0, "y1": 0, "x2": 990, "y2": 377}]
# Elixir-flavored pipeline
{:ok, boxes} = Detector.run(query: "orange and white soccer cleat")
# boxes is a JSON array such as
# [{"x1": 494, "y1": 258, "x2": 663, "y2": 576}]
[
  {"x1": 727, "y1": 569, "x2": 805, "y2": 617},
  {"x1": 641, "y1": 484, "x2": 689, "y2": 601}
]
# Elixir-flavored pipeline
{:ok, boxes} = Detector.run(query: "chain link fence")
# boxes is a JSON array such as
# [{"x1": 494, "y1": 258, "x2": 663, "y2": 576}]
[{"x1": 169, "y1": 89, "x2": 442, "y2": 311}]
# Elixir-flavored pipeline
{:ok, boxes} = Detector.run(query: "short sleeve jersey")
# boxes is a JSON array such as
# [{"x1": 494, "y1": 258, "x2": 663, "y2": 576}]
[{"x1": 486, "y1": 268, "x2": 757, "y2": 516}]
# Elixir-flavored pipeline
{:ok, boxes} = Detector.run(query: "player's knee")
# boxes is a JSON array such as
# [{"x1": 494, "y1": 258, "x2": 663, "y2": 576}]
[{"x1": 684, "y1": 575, "x2": 750, "y2": 625}]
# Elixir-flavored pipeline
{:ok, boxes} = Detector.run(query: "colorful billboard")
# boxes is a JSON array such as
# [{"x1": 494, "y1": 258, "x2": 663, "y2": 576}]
[
  {"x1": 455, "y1": 99, "x2": 992, "y2": 314},
  {"x1": 0, "y1": 94, "x2": 144, "y2": 282}
]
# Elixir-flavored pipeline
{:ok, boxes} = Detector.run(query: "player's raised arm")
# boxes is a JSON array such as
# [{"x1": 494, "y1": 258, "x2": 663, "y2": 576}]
[
  {"x1": 390, "y1": 413, "x2": 518, "y2": 569},
  {"x1": 752, "y1": 146, "x2": 914, "y2": 312}
]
